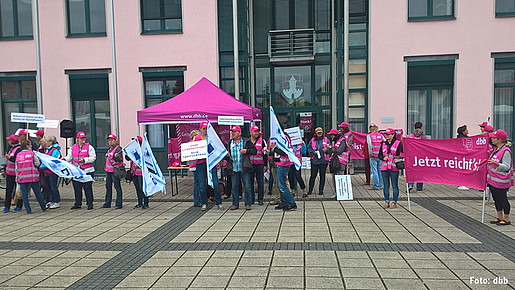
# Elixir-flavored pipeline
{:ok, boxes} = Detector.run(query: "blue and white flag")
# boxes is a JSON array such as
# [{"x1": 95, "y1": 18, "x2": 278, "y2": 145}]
[
  {"x1": 35, "y1": 152, "x2": 94, "y2": 183},
  {"x1": 206, "y1": 122, "x2": 228, "y2": 188},
  {"x1": 270, "y1": 106, "x2": 301, "y2": 170}
]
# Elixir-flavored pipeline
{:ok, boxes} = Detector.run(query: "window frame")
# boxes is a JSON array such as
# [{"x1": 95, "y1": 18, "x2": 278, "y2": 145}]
[
  {"x1": 495, "y1": 0, "x2": 515, "y2": 17},
  {"x1": 408, "y1": 0, "x2": 456, "y2": 21},
  {"x1": 0, "y1": 0, "x2": 33, "y2": 40},
  {"x1": 140, "y1": 0, "x2": 183, "y2": 34},
  {"x1": 65, "y1": 0, "x2": 107, "y2": 38},
  {"x1": 493, "y1": 59, "x2": 515, "y2": 139}
]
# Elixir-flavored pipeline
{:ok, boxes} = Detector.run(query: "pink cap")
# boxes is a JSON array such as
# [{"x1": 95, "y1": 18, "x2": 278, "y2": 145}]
[
  {"x1": 384, "y1": 128, "x2": 395, "y2": 135},
  {"x1": 35, "y1": 129, "x2": 44, "y2": 136},
  {"x1": 338, "y1": 122, "x2": 349, "y2": 128},
  {"x1": 107, "y1": 134, "x2": 117, "y2": 140},
  {"x1": 230, "y1": 125, "x2": 241, "y2": 132},
  {"x1": 250, "y1": 125, "x2": 260, "y2": 132},
  {"x1": 6, "y1": 135, "x2": 18, "y2": 142},
  {"x1": 478, "y1": 122, "x2": 488, "y2": 127},
  {"x1": 200, "y1": 121, "x2": 208, "y2": 129},
  {"x1": 327, "y1": 129, "x2": 339, "y2": 135},
  {"x1": 17, "y1": 129, "x2": 28, "y2": 135},
  {"x1": 76, "y1": 131, "x2": 86, "y2": 139},
  {"x1": 489, "y1": 130, "x2": 508, "y2": 141},
  {"x1": 484, "y1": 125, "x2": 494, "y2": 133},
  {"x1": 369, "y1": 123, "x2": 377, "y2": 127}
]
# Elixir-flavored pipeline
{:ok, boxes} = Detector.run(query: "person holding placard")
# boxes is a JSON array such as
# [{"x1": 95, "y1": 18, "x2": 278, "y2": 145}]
[
  {"x1": 330, "y1": 129, "x2": 349, "y2": 198},
  {"x1": 378, "y1": 128, "x2": 403, "y2": 209},
  {"x1": 487, "y1": 130, "x2": 512, "y2": 226},
  {"x1": 307, "y1": 127, "x2": 331, "y2": 195}
]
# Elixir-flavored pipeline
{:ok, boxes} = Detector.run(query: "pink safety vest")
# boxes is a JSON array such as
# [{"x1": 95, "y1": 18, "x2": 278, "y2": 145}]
[
  {"x1": 42, "y1": 147, "x2": 61, "y2": 174},
  {"x1": 487, "y1": 146, "x2": 514, "y2": 189},
  {"x1": 334, "y1": 137, "x2": 349, "y2": 165},
  {"x1": 380, "y1": 140, "x2": 401, "y2": 172},
  {"x1": 310, "y1": 137, "x2": 331, "y2": 161},
  {"x1": 407, "y1": 133, "x2": 421, "y2": 140},
  {"x1": 131, "y1": 161, "x2": 143, "y2": 176},
  {"x1": 369, "y1": 132, "x2": 383, "y2": 158},
  {"x1": 268, "y1": 139, "x2": 275, "y2": 162},
  {"x1": 250, "y1": 137, "x2": 265, "y2": 165},
  {"x1": 275, "y1": 139, "x2": 294, "y2": 167},
  {"x1": 72, "y1": 143, "x2": 94, "y2": 170},
  {"x1": 293, "y1": 144, "x2": 303, "y2": 166},
  {"x1": 5, "y1": 145, "x2": 20, "y2": 176},
  {"x1": 105, "y1": 145, "x2": 123, "y2": 172},
  {"x1": 16, "y1": 150, "x2": 39, "y2": 183}
]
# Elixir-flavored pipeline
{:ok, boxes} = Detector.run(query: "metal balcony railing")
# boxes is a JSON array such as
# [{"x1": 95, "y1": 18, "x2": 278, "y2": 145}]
[{"x1": 268, "y1": 29, "x2": 315, "y2": 62}]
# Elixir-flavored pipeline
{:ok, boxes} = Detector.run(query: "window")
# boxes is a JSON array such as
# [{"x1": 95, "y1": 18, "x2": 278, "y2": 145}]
[
  {"x1": 494, "y1": 59, "x2": 515, "y2": 139},
  {"x1": 141, "y1": 0, "x2": 182, "y2": 34},
  {"x1": 408, "y1": 0, "x2": 455, "y2": 21},
  {"x1": 0, "y1": 0, "x2": 32, "y2": 39},
  {"x1": 1, "y1": 77, "x2": 37, "y2": 149},
  {"x1": 407, "y1": 61, "x2": 454, "y2": 139},
  {"x1": 66, "y1": 0, "x2": 106, "y2": 36},
  {"x1": 496, "y1": 0, "x2": 515, "y2": 17}
]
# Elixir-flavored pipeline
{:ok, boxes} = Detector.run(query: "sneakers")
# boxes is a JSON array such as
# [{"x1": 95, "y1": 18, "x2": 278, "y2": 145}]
[
  {"x1": 142, "y1": 205, "x2": 149, "y2": 209},
  {"x1": 46, "y1": 202, "x2": 52, "y2": 208},
  {"x1": 201, "y1": 204, "x2": 207, "y2": 211},
  {"x1": 258, "y1": 201, "x2": 264, "y2": 205},
  {"x1": 230, "y1": 205, "x2": 238, "y2": 210},
  {"x1": 458, "y1": 186, "x2": 469, "y2": 190},
  {"x1": 49, "y1": 203, "x2": 60, "y2": 209},
  {"x1": 390, "y1": 203, "x2": 397, "y2": 209},
  {"x1": 193, "y1": 204, "x2": 202, "y2": 207},
  {"x1": 70, "y1": 205, "x2": 81, "y2": 209},
  {"x1": 217, "y1": 204, "x2": 224, "y2": 211},
  {"x1": 283, "y1": 205, "x2": 297, "y2": 211},
  {"x1": 134, "y1": 204, "x2": 142, "y2": 208},
  {"x1": 245, "y1": 205, "x2": 252, "y2": 210},
  {"x1": 275, "y1": 204, "x2": 286, "y2": 210},
  {"x1": 2, "y1": 207, "x2": 9, "y2": 213},
  {"x1": 382, "y1": 202, "x2": 390, "y2": 209},
  {"x1": 87, "y1": 205, "x2": 93, "y2": 210},
  {"x1": 13, "y1": 207, "x2": 22, "y2": 212}
]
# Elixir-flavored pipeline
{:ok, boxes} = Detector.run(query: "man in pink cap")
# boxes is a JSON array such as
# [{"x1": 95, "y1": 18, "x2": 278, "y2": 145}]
[
  {"x1": 478, "y1": 121, "x2": 488, "y2": 134},
  {"x1": 249, "y1": 125, "x2": 267, "y2": 205},
  {"x1": 337, "y1": 122, "x2": 354, "y2": 159},
  {"x1": 35, "y1": 129, "x2": 45, "y2": 153},
  {"x1": 226, "y1": 125, "x2": 257, "y2": 210},
  {"x1": 3, "y1": 134, "x2": 24, "y2": 212},
  {"x1": 103, "y1": 134, "x2": 124, "y2": 209},
  {"x1": 64, "y1": 131, "x2": 96, "y2": 210}
]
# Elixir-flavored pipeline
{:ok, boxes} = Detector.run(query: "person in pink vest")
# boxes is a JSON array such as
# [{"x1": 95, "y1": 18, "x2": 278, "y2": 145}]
[
  {"x1": 188, "y1": 129, "x2": 201, "y2": 206},
  {"x1": 478, "y1": 121, "x2": 488, "y2": 134},
  {"x1": 378, "y1": 128, "x2": 403, "y2": 209},
  {"x1": 16, "y1": 140, "x2": 47, "y2": 214},
  {"x1": 64, "y1": 131, "x2": 96, "y2": 210},
  {"x1": 288, "y1": 138, "x2": 307, "y2": 198},
  {"x1": 337, "y1": 122, "x2": 354, "y2": 163},
  {"x1": 271, "y1": 135, "x2": 297, "y2": 211},
  {"x1": 40, "y1": 136, "x2": 62, "y2": 209},
  {"x1": 103, "y1": 134, "x2": 124, "y2": 209},
  {"x1": 3, "y1": 134, "x2": 24, "y2": 212},
  {"x1": 329, "y1": 128, "x2": 349, "y2": 198},
  {"x1": 126, "y1": 136, "x2": 149, "y2": 209},
  {"x1": 35, "y1": 129, "x2": 45, "y2": 153},
  {"x1": 487, "y1": 130, "x2": 512, "y2": 226},
  {"x1": 307, "y1": 127, "x2": 331, "y2": 195},
  {"x1": 407, "y1": 122, "x2": 425, "y2": 193},
  {"x1": 367, "y1": 123, "x2": 384, "y2": 190},
  {"x1": 249, "y1": 125, "x2": 267, "y2": 205}
]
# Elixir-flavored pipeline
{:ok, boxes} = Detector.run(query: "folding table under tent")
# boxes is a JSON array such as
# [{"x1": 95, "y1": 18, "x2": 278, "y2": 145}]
[{"x1": 137, "y1": 77, "x2": 262, "y2": 125}]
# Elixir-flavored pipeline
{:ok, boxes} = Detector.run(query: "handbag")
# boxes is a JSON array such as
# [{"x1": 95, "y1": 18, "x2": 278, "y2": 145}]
[
  {"x1": 125, "y1": 170, "x2": 134, "y2": 182},
  {"x1": 394, "y1": 157, "x2": 405, "y2": 170},
  {"x1": 329, "y1": 155, "x2": 340, "y2": 173},
  {"x1": 107, "y1": 156, "x2": 126, "y2": 180}
]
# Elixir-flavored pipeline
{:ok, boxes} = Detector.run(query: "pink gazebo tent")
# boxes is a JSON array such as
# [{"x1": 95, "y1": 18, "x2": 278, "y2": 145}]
[{"x1": 137, "y1": 77, "x2": 262, "y2": 125}]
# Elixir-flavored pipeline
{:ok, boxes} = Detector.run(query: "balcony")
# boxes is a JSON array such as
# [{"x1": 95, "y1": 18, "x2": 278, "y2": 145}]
[{"x1": 268, "y1": 29, "x2": 315, "y2": 63}]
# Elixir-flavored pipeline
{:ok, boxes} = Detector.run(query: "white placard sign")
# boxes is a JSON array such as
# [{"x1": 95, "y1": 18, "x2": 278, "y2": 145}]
[
  {"x1": 37, "y1": 120, "x2": 59, "y2": 129},
  {"x1": 11, "y1": 113, "x2": 45, "y2": 123},
  {"x1": 180, "y1": 140, "x2": 207, "y2": 162},
  {"x1": 218, "y1": 116, "x2": 244, "y2": 126},
  {"x1": 301, "y1": 157, "x2": 311, "y2": 169},
  {"x1": 335, "y1": 175, "x2": 353, "y2": 200},
  {"x1": 284, "y1": 126, "x2": 302, "y2": 145}
]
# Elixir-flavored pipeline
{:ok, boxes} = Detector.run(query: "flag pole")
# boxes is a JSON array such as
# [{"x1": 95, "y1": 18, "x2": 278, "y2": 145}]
[{"x1": 481, "y1": 185, "x2": 487, "y2": 223}]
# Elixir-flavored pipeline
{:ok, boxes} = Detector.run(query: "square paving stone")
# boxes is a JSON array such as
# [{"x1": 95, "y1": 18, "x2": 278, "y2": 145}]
[
  {"x1": 170, "y1": 258, "x2": 207, "y2": 267},
  {"x1": 271, "y1": 257, "x2": 304, "y2": 267},
  {"x1": 54, "y1": 266, "x2": 97, "y2": 276},
  {"x1": 198, "y1": 266, "x2": 234, "y2": 276},
  {"x1": 233, "y1": 266, "x2": 269, "y2": 276},
  {"x1": 266, "y1": 276, "x2": 304, "y2": 288},
  {"x1": 0, "y1": 265, "x2": 34, "y2": 275},
  {"x1": 305, "y1": 257, "x2": 338, "y2": 268},
  {"x1": 238, "y1": 257, "x2": 271, "y2": 267},
  {"x1": 227, "y1": 276, "x2": 267, "y2": 288},
  {"x1": 306, "y1": 277, "x2": 344, "y2": 288},
  {"x1": 70, "y1": 258, "x2": 109, "y2": 267},
  {"x1": 443, "y1": 260, "x2": 485, "y2": 270},
  {"x1": 477, "y1": 260, "x2": 515, "y2": 270},
  {"x1": 55, "y1": 251, "x2": 93, "y2": 258},
  {"x1": 414, "y1": 268, "x2": 457, "y2": 279},
  {"x1": 24, "y1": 266, "x2": 64, "y2": 276},
  {"x1": 342, "y1": 267, "x2": 379, "y2": 278},
  {"x1": 129, "y1": 266, "x2": 169, "y2": 277},
  {"x1": 153, "y1": 276, "x2": 195, "y2": 288},
  {"x1": 453, "y1": 269, "x2": 496, "y2": 280},
  {"x1": 376, "y1": 268, "x2": 418, "y2": 279},
  {"x1": 400, "y1": 252, "x2": 436, "y2": 260},
  {"x1": 338, "y1": 258, "x2": 374, "y2": 268},
  {"x1": 269, "y1": 266, "x2": 303, "y2": 276},
  {"x1": 116, "y1": 276, "x2": 162, "y2": 288},
  {"x1": 40, "y1": 258, "x2": 81, "y2": 267},
  {"x1": 15, "y1": 257, "x2": 51, "y2": 266},
  {"x1": 372, "y1": 259, "x2": 410, "y2": 269},
  {"x1": 204, "y1": 258, "x2": 240, "y2": 267},
  {"x1": 35, "y1": 276, "x2": 82, "y2": 287},
  {"x1": 343, "y1": 277, "x2": 384, "y2": 289},
  {"x1": 305, "y1": 267, "x2": 341, "y2": 277},
  {"x1": 0, "y1": 275, "x2": 16, "y2": 284},
  {"x1": 163, "y1": 266, "x2": 202, "y2": 276},
  {"x1": 189, "y1": 275, "x2": 231, "y2": 288},
  {"x1": 407, "y1": 259, "x2": 446, "y2": 269},
  {"x1": 423, "y1": 279, "x2": 470, "y2": 290},
  {"x1": 383, "y1": 278, "x2": 426, "y2": 290},
  {"x1": 211, "y1": 251, "x2": 244, "y2": 258},
  {"x1": 1, "y1": 275, "x2": 47, "y2": 287}
]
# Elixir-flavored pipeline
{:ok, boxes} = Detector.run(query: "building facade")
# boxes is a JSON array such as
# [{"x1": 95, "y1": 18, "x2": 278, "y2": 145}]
[{"x1": 1, "y1": 0, "x2": 515, "y2": 172}]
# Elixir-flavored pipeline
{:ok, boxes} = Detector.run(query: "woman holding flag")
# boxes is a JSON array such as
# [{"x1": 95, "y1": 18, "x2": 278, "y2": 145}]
[
  {"x1": 487, "y1": 130, "x2": 512, "y2": 226},
  {"x1": 126, "y1": 136, "x2": 149, "y2": 209},
  {"x1": 40, "y1": 136, "x2": 62, "y2": 209},
  {"x1": 272, "y1": 135, "x2": 297, "y2": 211}
]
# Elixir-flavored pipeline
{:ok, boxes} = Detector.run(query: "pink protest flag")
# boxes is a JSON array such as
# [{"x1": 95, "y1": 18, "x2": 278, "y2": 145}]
[
  {"x1": 404, "y1": 135, "x2": 489, "y2": 190},
  {"x1": 350, "y1": 132, "x2": 367, "y2": 160}
]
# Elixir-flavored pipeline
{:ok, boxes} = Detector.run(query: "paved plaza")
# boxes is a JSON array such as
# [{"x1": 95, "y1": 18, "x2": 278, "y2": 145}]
[{"x1": 0, "y1": 172, "x2": 513, "y2": 289}]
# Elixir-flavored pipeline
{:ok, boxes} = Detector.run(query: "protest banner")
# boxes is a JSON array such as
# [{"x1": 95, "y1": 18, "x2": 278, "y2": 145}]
[
  {"x1": 350, "y1": 132, "x2": 367, "y2": 159},
  {"x1": 404, "y1": 135, "x2": 489, "y2": 190},
  {"x1": 335, "y1": 175, "x2": 353, "y2": 200},
  {"x1": 218, "y1": 116, "x2": 244, "y2": 126},
  {"x1": 301, "y1": 157, "x2": 311, "y2": 169},
  {"x1": 37, "y1": 119, "x2": 59, "y2": 129},
  {"x1": 181, "y1": 140, "x2": 207, "y2": 162},
  {"x1": 284, "y1": 126, "x2": 302, "y2": 145}
]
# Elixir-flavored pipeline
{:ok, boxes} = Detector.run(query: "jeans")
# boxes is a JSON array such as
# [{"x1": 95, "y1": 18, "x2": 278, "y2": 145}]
[
  {"x1": 364, "y1": 158, "x2": 371, "y2": 184},
  {"x1": 276, "y1": 166, "x2": 296, "y2": 206},
  {"x1": 288, "y1": 165, "x2": 306, "y2": 191},
  {"x1": 104, "y1": 172, "x2": 123, "y2": 208},
  {"x1": 133, "y1": 175, "x2": 149, "y2": 207},
  {"x1": 72, "y1": 173, "x2": 94, "y2": 207},
  {"x1": 308, "y1": 163, "x2": 327, "y2": 194},
  {"x1": 210, "y1": 167, "x2": 222, "y2": 205},
  {"x1": 47, "y1": 174, "x2": 61, "y2": 203},
  {"x1": 3, "y1": 175, "x2": 23, "y2": 209},
  {"x1": 251, "y1": 164, "x2": 264, "y2": 203},
  {"x1": 408, "y1": 182, "x2": 424, "y2": 191},
  {"x1": 193, "y1": 167, "x2": 201, "y2": 205},
  {"x1": 231, "y1": 172, "x2": 252, "y2": 207},
  {"x1": 20, "y1": 182, "x2": 46, "y2": 213},
  {"x1": 381, "y1": 170, "x2": 400, "y2": 203},
  {"x1": 370, "y1": 157, "x2": 382, "y2": 189},
  {"x1": 195, "y1": 162, "x2": 208, "y2": 205}
]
